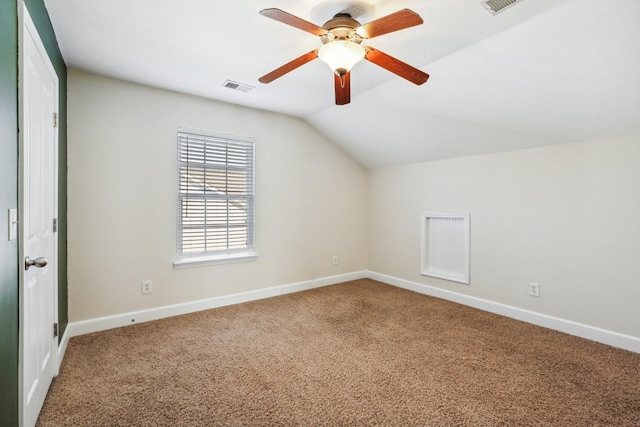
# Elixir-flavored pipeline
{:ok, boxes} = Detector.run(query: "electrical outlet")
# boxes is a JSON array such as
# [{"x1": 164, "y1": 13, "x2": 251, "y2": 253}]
[
  {"x1": 528, "y1": 282, "x2": 540, "y2": 297},
  {"x1": 332, "y1": 256, "x2": 339, "y2": 266},
  {"x1": 141, "y1": 280, "x2": 152, "y2": 294}
]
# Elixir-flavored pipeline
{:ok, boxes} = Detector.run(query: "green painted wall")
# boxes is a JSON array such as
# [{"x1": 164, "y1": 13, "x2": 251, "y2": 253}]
[
  {"x1": 0, "y1": 0, "x2": 20, "y2": 424},
  {"x1": 0, "y1": 1, "x2": 67, "y2": 425}
]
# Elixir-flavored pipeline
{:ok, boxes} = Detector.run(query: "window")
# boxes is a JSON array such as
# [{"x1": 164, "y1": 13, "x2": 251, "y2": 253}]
[
  {"x1": 174, "y1": 127, "x2": 256, "y2": 268},
  {"x1": 420, "y1": 213, "x2": 470, "y2": 284}
]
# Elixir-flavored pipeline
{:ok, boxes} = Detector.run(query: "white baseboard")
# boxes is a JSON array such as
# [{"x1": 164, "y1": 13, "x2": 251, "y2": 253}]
[
  {"x1": 66, "y1": 271, "x2": 368, "y2": 338},
  {"x1": 368, "y1": 271, "x2": 640, "y2": 354},
  {"x1": 56, "y1": 326, "x2": 70, "y2": 375},
  {"x1": 64, "y1": 269, "x2": 639, "y2": 354}
]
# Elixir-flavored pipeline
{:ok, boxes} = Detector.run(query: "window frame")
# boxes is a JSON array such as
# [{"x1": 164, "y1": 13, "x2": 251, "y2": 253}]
[{"x1": 173, "y1": 127, "x2": 256, "y2": 269}]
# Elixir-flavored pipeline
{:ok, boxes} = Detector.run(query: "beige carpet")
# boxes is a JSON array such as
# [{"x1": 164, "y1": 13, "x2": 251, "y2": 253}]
[{"x1": 38, "y1": 279, "x2": 640, "y2": 426}]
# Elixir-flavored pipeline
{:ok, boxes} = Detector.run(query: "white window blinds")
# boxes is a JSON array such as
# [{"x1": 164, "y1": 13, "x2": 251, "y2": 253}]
[{"x1": 177, "y1": 128, "x2": 255, "y2": 258}]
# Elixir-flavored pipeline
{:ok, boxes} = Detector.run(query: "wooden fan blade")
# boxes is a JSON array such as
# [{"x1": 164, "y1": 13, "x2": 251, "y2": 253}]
[
  {"x1": 355, "y1": 9, "x2": 423, "y2": 39},
  {"x1": 364, "y1": 47, "x2": 429, "y2": 85},
  {"x1": 259, "y1": 50, "x2": 319, "y2": 83},
  {"x1": 334, "y1": 72, "x2": 351, "y2": 105},
  {"x1": 260, "y1": 8, "x2": 327, "y2": 36}
]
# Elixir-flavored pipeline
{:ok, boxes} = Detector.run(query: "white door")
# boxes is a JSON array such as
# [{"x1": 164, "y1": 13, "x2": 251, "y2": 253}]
[{"x1": 19, "y1": 6, "x2": 59, "y2": 427}]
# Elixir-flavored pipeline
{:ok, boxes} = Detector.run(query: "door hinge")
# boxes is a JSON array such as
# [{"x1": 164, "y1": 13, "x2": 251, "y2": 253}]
[
  {"x1": 53, "y1": 218, "x2": 58, "y2": 233},
  {"x1": 53, "y1": 323, "x2": 59, "y2": 338},
  {"x1": 53, "y1": 112, "x2": 59, "y2": 128}
]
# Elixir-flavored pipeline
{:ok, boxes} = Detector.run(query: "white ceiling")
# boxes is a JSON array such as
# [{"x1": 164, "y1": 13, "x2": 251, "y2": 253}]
[{"x1": 44, "y1": 0, "x2": 640, "y2": 169}]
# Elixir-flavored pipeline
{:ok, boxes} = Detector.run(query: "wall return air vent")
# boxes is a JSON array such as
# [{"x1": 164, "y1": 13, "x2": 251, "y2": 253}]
[
  {"x1": 420, "y1": 213, "x2": 470, "y2": 285},
  {"x1": 480, "y1": 0, "x2": 524, "y2": 15}
]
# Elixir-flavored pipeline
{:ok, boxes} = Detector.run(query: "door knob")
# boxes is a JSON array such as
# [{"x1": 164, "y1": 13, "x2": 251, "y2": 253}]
[{"x1": 25, "y1": 256, "x2": 48, "y2": 271}]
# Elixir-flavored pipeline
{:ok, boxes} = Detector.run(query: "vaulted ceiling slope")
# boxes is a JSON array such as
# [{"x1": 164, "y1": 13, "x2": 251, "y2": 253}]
[{"x1": 44, "y1": 0, "x2": 640, "y2": 169}]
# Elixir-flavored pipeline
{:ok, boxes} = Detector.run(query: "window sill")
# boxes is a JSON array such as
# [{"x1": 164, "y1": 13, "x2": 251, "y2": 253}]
[{"x1": 173, "y1": 252, "x2": 258, "y2": 269}]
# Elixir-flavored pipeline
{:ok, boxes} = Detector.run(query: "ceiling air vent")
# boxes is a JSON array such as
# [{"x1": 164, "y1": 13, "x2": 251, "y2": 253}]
[
  {"x1": 480, "y1": 0, "x2": 523, "y2": 15},
  {"x1": 222, "y1": 80, "x2": 255, "y2": 93}
]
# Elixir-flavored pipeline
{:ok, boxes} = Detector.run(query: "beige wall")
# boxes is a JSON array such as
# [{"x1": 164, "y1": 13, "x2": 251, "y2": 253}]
[
  {"x1": 67, "y1": 69, "x2": 368, "y2": 321},
  {"x1": 68, "y1": 68, "x2": 639, "y2": 341},
  {"x1": 368, "y1": 135, "x2": 640, "y2": 337}
]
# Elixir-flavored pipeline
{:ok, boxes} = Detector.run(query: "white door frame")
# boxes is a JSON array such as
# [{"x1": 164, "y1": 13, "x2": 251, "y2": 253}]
[{"x1": 18, "y1": 4, "x2": 60, "y2": 427}]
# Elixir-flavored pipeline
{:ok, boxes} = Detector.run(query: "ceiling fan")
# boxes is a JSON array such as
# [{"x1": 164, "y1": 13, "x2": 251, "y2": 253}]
[{"x1": 258, "y1": 7, "x2": 429, "y2": 105}]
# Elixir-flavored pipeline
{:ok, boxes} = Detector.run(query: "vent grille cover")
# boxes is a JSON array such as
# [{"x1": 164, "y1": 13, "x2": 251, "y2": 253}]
[
  {"x1": 222, "y1": 80, "x2": 255, "y2": 93},
  {"x1": 481, "y1": 0, "x2": 522, "y2": 15},
  {"x1": 420, "y1": 213, "x2": 470, "y2": 285}
]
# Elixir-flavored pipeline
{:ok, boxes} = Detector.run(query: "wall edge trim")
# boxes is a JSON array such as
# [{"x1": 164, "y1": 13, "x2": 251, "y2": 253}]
[
  {"x1": 56, "y1": 329, "x2": 70, "y2": 374},
  {"x1": 65, "y1": 271, "x2": 369, "y2": 338},
  {"x1": 64, "y1": 270, "x2": 639, "y2": 355},
  {"x1": 368, "y1": 271, "x2": 640, "y2": 354}
]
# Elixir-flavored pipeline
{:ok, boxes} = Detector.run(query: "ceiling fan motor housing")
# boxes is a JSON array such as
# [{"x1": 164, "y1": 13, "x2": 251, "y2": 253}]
[{"x1": 321, "y1": 14, "x2": 363, "y2": 44}]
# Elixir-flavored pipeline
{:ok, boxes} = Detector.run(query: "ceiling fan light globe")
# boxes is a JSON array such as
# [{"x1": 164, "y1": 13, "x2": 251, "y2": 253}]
[{"x1": 318, "y1": 41, "x2": 365, "y2": 74}]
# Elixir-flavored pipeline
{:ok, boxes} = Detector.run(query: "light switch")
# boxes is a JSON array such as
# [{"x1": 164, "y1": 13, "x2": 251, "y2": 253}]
[{"x1": 8, "y1": 208, "x2": 18, "y2": 241}]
